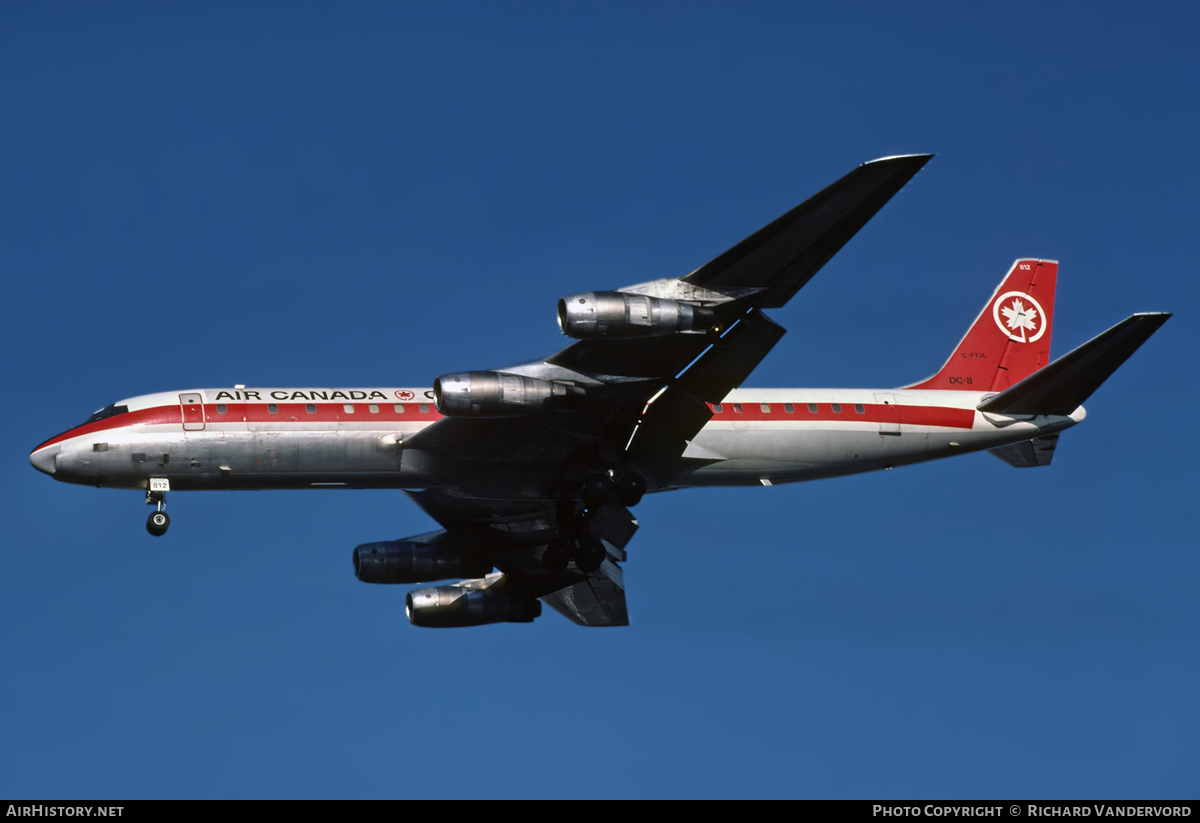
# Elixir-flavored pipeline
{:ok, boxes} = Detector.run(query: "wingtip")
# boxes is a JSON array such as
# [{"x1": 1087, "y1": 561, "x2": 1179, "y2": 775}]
[{"x1": 863, "y1": 153, "x2": 935, "y2": 167}]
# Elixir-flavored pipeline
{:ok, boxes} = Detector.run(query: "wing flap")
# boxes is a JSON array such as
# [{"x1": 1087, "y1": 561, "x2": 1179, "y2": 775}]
[
  {"x1": 674, "y1": 310, "x2": 787, "y2": 398},
  {"x1": 540, "y1": 560, "x2": 629, "y2": 627},
  {"x1": 627, "y1": 309, "x2": 785, "y2": 482}
]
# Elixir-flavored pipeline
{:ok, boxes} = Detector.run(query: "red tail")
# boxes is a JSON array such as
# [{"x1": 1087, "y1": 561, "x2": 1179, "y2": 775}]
[{"x1": 907, "y1": 259, "x2": 1057, "y2": 392}]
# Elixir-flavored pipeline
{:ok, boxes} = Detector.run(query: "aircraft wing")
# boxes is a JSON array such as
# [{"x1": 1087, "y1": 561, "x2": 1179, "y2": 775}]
[
  {"x1": 681, "y1": 153, "x2": 932, "y2": 308},
  {"x1": 403, "y1": 153, "x2": 931, "y2": 468},
  {"x1": 398, "y1": 155, "x2": 930, "y2": 624},
  {"x1": 531, "y1": 153, "x2": 931, "y2": 380}
]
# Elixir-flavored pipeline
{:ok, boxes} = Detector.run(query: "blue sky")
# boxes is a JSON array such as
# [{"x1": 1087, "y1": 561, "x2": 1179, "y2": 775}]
[{"x1": 2, "y1": 2, "x2": 1196, "y2": 799}]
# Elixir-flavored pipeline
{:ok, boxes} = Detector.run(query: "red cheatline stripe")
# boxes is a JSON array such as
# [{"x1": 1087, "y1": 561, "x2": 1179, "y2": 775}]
[
  {"x1": 33, "y1": 406, "x2": 184, "y2": 451},
  {"x1": 33, "y1": 399, "x2": 976, "y2": 454},
  {"x1": 32, "y1": 402, "x2": 444, "y2": 451},
  {"x1": 707, "y1": 402, "x2": 974, "y2": 429}
]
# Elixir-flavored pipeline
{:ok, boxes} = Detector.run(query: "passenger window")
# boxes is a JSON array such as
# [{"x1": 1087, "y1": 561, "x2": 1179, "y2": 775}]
[
  {"x1": 268, "y1": 404, "x2": 278, "y2": 414},
  {"x1": 733, "y1": 404, "x2": 743, "y2": 413},
  {"x1": 369, "y1": 404, "x2": 379, "y2": 413},
  {"x1": 808, "y1": 403, "x2": 818, "y2": 413},
  {"x1": 217, "y1": 404, "x2": 227, "y2": 414},
  {"x1": 760, "y1": 404, "x2": 770, "y2": 413},
  {"x1": 855, "y1": 403, "x2": 865, "y2": 414},
  {"x1": 832, "y1": 403, "x2": 842, "y2": 413},
  {"x1": 784, "y1": 403, "x2": 794, "y2": 413},
  {"x1": 394, "y1": 404, "x2": 405, "y2": 414},
  {"x1": 344, "y1": 404, "x2": 355, "y2": 414},
  {"x1": 419, "y1": 403, "x2": 430, "y2": 413},
  {"x1": 712, "y1": 403, "x2": 723, "y2": 413},
  {"x1": 306, "y1": 404, "x2": 316, "y2": 414}
]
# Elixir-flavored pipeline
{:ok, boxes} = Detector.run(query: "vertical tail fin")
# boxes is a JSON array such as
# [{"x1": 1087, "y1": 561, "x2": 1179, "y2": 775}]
[{"x1": 906, "y1": 259, "x2": 1058, "y2": 392}]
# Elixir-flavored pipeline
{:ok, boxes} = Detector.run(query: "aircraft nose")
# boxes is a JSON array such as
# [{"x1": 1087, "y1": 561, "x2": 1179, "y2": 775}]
[{"x1": 30, "y1": 445, "x2": 59, "y2": 476}]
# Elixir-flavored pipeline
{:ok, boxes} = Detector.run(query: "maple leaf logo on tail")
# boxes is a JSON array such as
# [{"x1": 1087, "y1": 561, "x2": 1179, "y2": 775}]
[
  {"x1": 992, "y1": 291, "x2": 1048, "y2": 344},
  {"x1": 905, "y1": 259, "x2": 1058, "y2": 391},
  {"x1": 1002, "y1": 298, "x2": 1038, "y2": 340}
]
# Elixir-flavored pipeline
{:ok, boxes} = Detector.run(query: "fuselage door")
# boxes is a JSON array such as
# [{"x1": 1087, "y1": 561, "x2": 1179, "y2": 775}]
[
  {"x1": 180, "y1": 393, "x2": 206, "y2": 431},
  {"x1": 873, "y1": 393, "x2": 900, "y2": 435}
]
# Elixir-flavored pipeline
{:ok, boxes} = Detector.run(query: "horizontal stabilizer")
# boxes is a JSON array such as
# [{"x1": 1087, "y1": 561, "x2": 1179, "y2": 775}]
[
  {"x1": 978, "y1": 313, "x2": 1171, "y2": 415},
  {"x1": 989, "y1": 433, "x2": 1059, "y2": 468}
]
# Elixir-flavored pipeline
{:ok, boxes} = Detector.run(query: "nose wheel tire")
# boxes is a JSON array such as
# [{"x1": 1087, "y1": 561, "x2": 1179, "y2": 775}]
[{"x1": 147, "y1": 511, "x2": 170, "y2": 537}]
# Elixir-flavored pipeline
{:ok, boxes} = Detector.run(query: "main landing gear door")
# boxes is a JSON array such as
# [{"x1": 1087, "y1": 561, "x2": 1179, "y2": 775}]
[
  {"x1": 873, "y1": 393, "x2": 901, "y2": 436},
  {"x1": 180, "y1": 393, "x2": 206, "y2": 431}
]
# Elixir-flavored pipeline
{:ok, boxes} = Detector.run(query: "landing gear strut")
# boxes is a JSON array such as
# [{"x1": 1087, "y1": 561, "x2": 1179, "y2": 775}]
[{"x1": 145, "y1": 490, "x2": 170, "y2": 536}]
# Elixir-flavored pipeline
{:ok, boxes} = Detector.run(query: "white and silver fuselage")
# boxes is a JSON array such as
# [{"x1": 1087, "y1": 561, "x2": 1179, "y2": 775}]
[{"x1": 29, "y1": 387, "x2": 1083, "y2": 493}]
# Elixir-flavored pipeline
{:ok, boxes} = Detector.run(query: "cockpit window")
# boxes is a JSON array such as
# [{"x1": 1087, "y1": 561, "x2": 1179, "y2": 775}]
[{"x1": 80, "y1": 404, "x2": 129, "y2": 427}]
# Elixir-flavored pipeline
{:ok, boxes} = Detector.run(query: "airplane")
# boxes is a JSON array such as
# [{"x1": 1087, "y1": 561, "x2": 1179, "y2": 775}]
[{"x1": 28, "y1": 154, "x2": 1170, "y2": 629}]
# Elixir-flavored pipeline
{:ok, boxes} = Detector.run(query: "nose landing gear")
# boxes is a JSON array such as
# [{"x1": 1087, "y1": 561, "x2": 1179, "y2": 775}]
[{"x1": 145, "y1": 489, "x2": 170, "y2": 536}]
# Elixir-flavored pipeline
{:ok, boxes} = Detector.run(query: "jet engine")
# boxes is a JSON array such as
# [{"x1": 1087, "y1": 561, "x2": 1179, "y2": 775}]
[
  {"x1": 433, "y1": 371, "x2": 584, "y2": 417},
  {"x1": 557, "y1": 292, "x2": 715, "y2": 338},
  {"x1": 405, "y1": 585, "x2": 542, "y2": 628},
  {"x1": 353, "y1": 538, "x2": 493, "y2": 584}
]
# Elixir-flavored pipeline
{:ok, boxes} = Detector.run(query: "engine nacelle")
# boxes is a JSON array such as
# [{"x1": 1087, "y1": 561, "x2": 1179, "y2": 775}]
[
  {"x1": 433, "y1": 371, "x2": 584, "y2": 417},
  {"x1": 557, "y1": 292, "x2": 715, "y2": 338},
  {"x1": 353, "y1": 539, "x2": 493, "y2": 584},
  {"x1": 405, "y1": 585, "x2": 542, "y2": 628}
]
